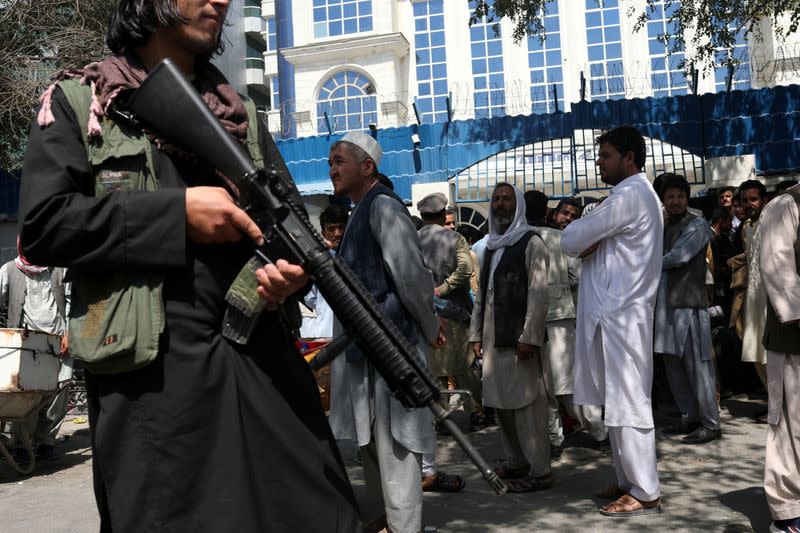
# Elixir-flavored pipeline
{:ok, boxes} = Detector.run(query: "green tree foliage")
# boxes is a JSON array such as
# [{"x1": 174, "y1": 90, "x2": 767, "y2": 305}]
[
  {"x1": 471, "y1": 0, "x2": 800, "y2": 71},
  {"x1": 0, "y1": 0, "x2": 113, "y2": 170}
]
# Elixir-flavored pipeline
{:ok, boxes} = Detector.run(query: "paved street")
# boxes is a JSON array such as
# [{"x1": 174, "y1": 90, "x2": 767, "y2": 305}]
[{"x1": 0, "y1": 393, "x2": 773, "y2": 532}]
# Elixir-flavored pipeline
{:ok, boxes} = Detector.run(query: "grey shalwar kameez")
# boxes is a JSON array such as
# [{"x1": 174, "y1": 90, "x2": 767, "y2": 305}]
[
  {"x1": 654, "y1": 215, "x2": 720, "y2": 431},
  {"x1": 329, "y1": 193, "x2": 438, "y2": 533},
  {"x1": 469, "y1": 185, "x2": 551, "y2": 479}
]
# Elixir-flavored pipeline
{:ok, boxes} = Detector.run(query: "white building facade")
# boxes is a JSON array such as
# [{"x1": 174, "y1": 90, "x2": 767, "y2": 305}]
[{"x1": 240, "y1": 0, "x2": 799, "y2": 139}]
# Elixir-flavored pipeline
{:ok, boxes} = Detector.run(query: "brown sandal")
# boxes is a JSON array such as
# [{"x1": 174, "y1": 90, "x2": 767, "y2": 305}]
[
  {"x1": 599, "y1": 493, "x2": 662, "y2": 518},
  {"x1": 594, "y1": 483, "x2": 627, "y2": 501}
]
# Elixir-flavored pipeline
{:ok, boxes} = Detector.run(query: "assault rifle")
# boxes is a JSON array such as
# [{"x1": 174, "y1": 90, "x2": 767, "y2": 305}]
[{"x1": 126, "y1": 59, "x2": 506, "y2": 494}]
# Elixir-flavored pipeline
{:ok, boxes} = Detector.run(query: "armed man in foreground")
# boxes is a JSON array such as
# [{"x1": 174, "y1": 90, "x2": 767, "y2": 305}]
[
  {"x1": 18, "y1": 0, "x2": 361, "y2": 531},
  {"x1": 327, "y1": 132, "x2": 445, "y2": 533}
]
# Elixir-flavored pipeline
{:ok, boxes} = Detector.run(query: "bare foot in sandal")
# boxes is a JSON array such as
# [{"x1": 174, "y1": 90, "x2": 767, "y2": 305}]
[{"x1": 599, "y1": 493, "x2": 661, "y2": 518}]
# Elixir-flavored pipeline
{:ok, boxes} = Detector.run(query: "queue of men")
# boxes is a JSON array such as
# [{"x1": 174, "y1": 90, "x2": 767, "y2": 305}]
[
  {"x1": 297, "y1": 125, "x2": 799, "y2": 531},
  {"x1": 8, "y1": 2, "x2": 796, "y2": 530}
]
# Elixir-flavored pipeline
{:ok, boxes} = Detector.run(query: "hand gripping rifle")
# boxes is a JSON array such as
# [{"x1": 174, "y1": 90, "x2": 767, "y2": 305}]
[{"x1": 126, "y1": 59, "x2": 507, "y2": 495}]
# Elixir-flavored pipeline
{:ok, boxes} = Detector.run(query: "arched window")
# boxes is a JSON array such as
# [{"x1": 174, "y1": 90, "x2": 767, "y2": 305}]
[{"x1": 316, "y1": 70, "x2": 378, "y2": 133}]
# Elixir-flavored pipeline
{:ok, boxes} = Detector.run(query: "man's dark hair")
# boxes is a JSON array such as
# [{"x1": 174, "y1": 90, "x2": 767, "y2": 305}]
[
  {"x1": 718, "y1": 186, "x2": 736, "y2": 196},
  {"x1": 596, "y1": 125, "x2": 646, "y2": 170},
  {"x1": 469, "y1": 227, "x2": 486, "y2": 245},
  {"x1": 456, "y1": 224, "x2": 475, "y2": 242},
  {"x1": 652, "y1": 175, "x2": 665, "y2": 199},
  {"x1": 658, "y1": 173, "x2": 690, "y2": 200},
  {"x1": 524, "y1": 190, "x2": 548, "y2": 223},
  {"x1": 319, "y1": 205, "x2": 349, "y2": 228},
  {"x1": 554, "y1": 197, "x2": 582, "y2": 215},
  {"x1": 776, "y1": 179, "x2": 799, "y2": 194},
  {"x1": 107, "y1": 0, "x2": 226, "y2": 56},
  {"x1": 710, "y1": 207, "x2": 733, "y2": 225},
  {"x1": 739, "y1": 179, "x2": 767, "y2": 198}
]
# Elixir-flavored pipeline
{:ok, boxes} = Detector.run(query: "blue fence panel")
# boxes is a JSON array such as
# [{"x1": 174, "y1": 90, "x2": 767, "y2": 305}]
[
  {"x1": 0, "y1": 171, "x2": 21, "y2": 221},
  {"x1": 273, "y1": 84, "x2": 800, "y2": 201}
]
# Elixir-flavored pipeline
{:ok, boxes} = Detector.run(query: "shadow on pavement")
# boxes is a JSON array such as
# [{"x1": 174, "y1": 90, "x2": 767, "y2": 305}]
[
  {"x1": 718, "y1": 486, "x2": 771, "y2": 533},
  {"x1": 0, "y1": 428, "x2": 92, "y2": 483}
]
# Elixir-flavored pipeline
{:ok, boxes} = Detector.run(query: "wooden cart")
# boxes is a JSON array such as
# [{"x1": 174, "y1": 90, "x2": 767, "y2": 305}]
[{"x1": 0, "y1": 328, "x2": 62, "y2": 474}]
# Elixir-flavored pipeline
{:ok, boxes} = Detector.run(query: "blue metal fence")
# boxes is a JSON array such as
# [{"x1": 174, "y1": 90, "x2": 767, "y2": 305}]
[
  {"x1": 0, "y1": 171, "x2": 21, "y2": 220},
  {"x1": 276, "y1": 84, "x2": 800, "y2": 202},
  {"x1": 2, "y1": 85, "x2": 798, "y2": 217}
]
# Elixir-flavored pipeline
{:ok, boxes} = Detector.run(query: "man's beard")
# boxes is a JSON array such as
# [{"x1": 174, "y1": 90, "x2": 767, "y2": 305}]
[{"x1": 493, "y1": 209, "x2": 514, "y2": 226}]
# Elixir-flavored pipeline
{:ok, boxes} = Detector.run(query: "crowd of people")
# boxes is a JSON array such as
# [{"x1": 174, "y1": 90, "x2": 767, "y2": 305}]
[
  {"x1": 300, "y1": 126, "x2": 800, "y2": 531},
  {"x1": 7, "y1": 1, "x2": 798, "y2": 532}
]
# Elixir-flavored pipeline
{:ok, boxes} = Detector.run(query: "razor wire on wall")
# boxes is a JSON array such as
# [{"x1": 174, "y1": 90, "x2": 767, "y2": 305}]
[{"x1": 262, "y1": 46, "x2": 788, "y2": 139}]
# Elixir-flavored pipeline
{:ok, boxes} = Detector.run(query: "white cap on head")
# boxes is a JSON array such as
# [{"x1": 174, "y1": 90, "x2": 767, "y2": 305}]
[{"x1": 340, "y1": 131, "x2": 382, "y2": 167}]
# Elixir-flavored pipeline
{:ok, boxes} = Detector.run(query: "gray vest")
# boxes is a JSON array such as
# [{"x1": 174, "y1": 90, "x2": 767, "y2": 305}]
[
  {"x1": 5, "y1": 261, "x2": 66, "y2": 328},
  {"x1": 763, "y1": 185, "x2": 800, "y2": 353},
  {"x1": 536, "y1": 226, "x2": 576, "y2": 322},
  {"x1": 339, "y1": 184, "x2": 417, "y2": 361},
  {"x1": 665, "y1": 212, "x2": 709, "y2": 308}
]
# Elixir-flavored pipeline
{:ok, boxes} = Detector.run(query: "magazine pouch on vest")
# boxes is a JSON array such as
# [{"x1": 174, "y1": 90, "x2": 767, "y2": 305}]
[{"x1": 58, "y1": 79, "x2": 164, "y2": 374}]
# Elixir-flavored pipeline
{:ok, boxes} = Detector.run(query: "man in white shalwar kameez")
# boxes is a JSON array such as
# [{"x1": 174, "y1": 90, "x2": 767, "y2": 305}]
[
  {"x1": 469, "y1": 183, "x2": 552, "y2": 493},
  {"x1": 561, "y1": 126, "x2": 663, "y2": 517},
  {"x1": 758, "y1": 184, "x2": 800, "y2": 533}
]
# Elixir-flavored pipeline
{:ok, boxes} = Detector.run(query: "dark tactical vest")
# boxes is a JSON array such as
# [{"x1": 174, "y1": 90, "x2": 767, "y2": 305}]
[
  {"x1": 418, "y1": 224, "x2": 472, "y2": 323},
  {"x1": 665, "y1": 211, "x2": 709, "y2": 308},
  {"x1": 6, "y1": 264, "x2": 66, "y2": 329},
  {"x1": 56, "y1": 78, "x2": 264, "y2": 373},
  {"x1": 763, "y1": 185, "x2": 800, "y2": 354},
  {"x1": 338, "y1": 184, "x2": 418, "y2": 361},
  {"x1": 479, "y1": 231, "x2": 536, "y2": 347}
]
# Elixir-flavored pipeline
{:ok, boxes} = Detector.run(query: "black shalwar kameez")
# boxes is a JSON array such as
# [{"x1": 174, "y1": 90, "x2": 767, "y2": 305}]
[{"x1": 19, "y1": 88, "x2": 361, "y2": 533}]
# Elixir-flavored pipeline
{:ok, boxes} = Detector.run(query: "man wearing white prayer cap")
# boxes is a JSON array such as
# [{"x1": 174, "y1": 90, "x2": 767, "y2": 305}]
[{"x1": 327, "y1": 130, "x2": 446, "y2": 533}]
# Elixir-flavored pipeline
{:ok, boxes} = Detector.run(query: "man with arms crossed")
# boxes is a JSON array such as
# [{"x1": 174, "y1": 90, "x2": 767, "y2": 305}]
[{"x1": 561, "y1": 125, "x2": 663, "y2": 517}]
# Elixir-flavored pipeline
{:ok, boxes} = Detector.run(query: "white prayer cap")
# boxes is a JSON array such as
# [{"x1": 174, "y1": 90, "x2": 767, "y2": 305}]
[{"x1": 340, "y1": 131, "x2": 382, "y2": 167}]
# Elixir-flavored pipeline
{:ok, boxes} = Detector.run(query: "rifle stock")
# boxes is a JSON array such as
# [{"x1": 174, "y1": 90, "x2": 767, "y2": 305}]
[{"x1": 126, "y1": 58, "x2": 507, "y2": 495}]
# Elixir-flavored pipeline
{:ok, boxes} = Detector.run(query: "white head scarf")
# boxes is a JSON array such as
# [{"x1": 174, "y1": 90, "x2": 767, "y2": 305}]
[{"x1": 485, "y1": 183, "x2": 535, "y2": 286}]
